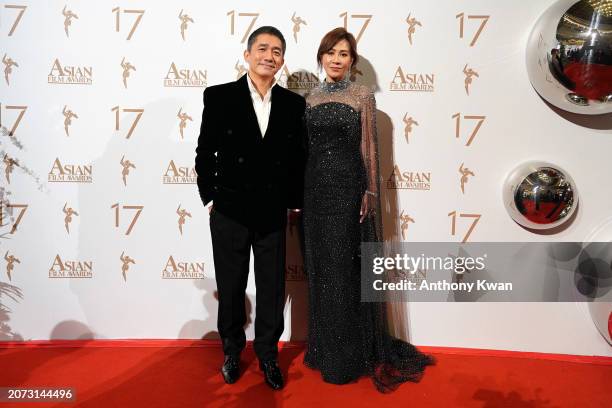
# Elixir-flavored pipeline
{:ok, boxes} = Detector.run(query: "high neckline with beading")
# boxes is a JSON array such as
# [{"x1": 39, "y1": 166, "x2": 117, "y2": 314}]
[{"x1": 320, "y1": 77, "x2": 350, "y2": 93}]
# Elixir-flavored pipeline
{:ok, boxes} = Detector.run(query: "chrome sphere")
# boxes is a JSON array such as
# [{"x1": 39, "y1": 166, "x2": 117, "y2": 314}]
[
  {"x1": 503, "y1": 161, "x2": 578, "y2": 230},
  {"x1": 526, "y1": 0, "x2": 612, "y2": 114}
]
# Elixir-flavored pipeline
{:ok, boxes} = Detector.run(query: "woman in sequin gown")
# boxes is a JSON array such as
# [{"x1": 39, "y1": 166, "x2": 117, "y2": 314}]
[{"x1": 302, "y1": 28, "x2": 434, "y2": 392}]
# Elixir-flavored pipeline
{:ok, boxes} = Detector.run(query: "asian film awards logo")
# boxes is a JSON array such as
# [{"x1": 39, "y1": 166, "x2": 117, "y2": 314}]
[
  {"x1": 4, "y1": 251, "x2": 20, "y2": 281},
  {"x1": 120, "y1": 156, "x2": 136, "y2": 186},
  {"x1": 459, "y1": 163, "x2": 475, "y2": 194},
  {"x1": 402, "y1": 114, "x2": 418, "y2": 144},
  {"x1": 176, "y1": 205, "x2": 191, "y2": 235},
  {"x1": 291, "y1": 12, "x2": 306, "y2": 43},
  {"x1": 162, "y1": 256, "x2": 204, "y2": 279},
  {"x1": 48, "y1": 158, "x2": 92, "y2": 183},
  {"x1": 62, "y1": 202, "x2": 78, "y2": 234},
  {"x1": 62, "y1": 6, "x2": 78, "y2": 37},
  {"x1": 121, "y1": 58, "x2": 136, "y2": 88},
  {"x1": 48, "y1": 59, "x2": 92, "y2": 85},
  {"x1": 463, "y1": 64, "x2": 479, "y2": 95},
  {"x1": 277, "y1": 65, "x2": 319, "y2": 91},
  {"x1": 164, "y1": 63, "x2": 207, "y2": 87},
  {"x1": 405, "y1": 14, "x2": 422, "y2": 45},
  {"x1": 162, "y1": 160, "x2": 196, "y2": 184},
  {"x1": 3, "y1": 154, "x2": 19, "y2": 184},
  {"x1": 387, "y1": 166, "x2": 431, "y2": 190},
  {"x1": 62, "y1": 106, "x2": 78, "y2": 137},
  {"x1": 2, "y1": 54, "x2": 18, "y2": 85},
  {"x1": 389, "y1": 67, "x2": 434, "y2": 92},
  {"x1": 179, "y1": 10, "x2": 194, "y2": 41},
  {"x1": 49, "y1": 255, "x2": 93, "y2": 278},
  {"x1": 177, "y1": 108, "x2": 193, "y2": 139},
  {"x1": 399, "y1": 210, "x2": 415, "y2": 240},
  {"x1": 120, "y1": 251, "x2": 135, "y2": 282}
]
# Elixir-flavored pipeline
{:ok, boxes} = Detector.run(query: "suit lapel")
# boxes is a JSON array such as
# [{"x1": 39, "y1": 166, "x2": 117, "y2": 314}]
[{"x1": 236, "y1": 74, "x2": 263, "y2": 140}]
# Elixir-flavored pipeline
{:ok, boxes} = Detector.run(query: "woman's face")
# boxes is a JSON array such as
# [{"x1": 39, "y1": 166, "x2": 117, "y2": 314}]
[{"x1": 322, "y1": 39, "x2": 353, "y2": 82}]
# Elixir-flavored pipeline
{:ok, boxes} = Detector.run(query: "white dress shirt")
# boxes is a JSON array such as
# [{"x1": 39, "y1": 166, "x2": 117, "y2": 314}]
[{"x1": 246, "y1": 73, "x2": 274, "y2": 137}]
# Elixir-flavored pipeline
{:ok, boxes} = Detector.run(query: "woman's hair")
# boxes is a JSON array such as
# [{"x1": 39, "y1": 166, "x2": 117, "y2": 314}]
[{"x1": 316, "y1": 27, "x2": 358, "y2": 68}]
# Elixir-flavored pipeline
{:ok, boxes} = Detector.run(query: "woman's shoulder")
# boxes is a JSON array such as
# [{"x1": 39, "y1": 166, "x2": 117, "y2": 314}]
[
  {"x1": 350, "y1": 83, "x2": 375, "y2": 104},
  {"x1": 351, "y1": 82, "x2": 371, "y2": 92},
  {"x1": 347, "y1": 82, "x2": 372, "y2": 95},
  {"x1": 304, "y1": 86, "x2": 323, "y2": 103}
]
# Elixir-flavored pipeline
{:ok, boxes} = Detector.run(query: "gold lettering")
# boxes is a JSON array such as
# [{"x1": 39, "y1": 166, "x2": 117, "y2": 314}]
[
  {"x1": 165, "y1": 63, "x2": 180, "y2": 80},
  {"x1": 164, "y1": 255, "x2": 177, "y2": 272},
  {"x1": 50, "y1": 254, "x2": 65, "y2": 272},
  {"x1": 50, "y1": 158, "x2": 65, "y2": 175},
  {"x1": 165, "y1": 160, "x2": 178, "y2": 177},
  {"x1": 392, "y1": 66, "x2": 406, "y2": 84},
  {"x1": 49, "y1": 59, "x2": 64, "y2": 76}
]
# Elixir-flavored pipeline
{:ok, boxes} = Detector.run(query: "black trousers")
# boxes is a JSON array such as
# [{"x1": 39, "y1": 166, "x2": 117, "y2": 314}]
[{"x1": 209, "y1": 209, "x2": 286, "y2": 361}]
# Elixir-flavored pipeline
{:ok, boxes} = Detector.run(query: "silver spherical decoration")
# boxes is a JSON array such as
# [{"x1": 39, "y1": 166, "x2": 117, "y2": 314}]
[
  {"x1": 526, "y1": 0, "x2": 612, "y2": 114},
  {"x1": 503, "y1": 162, "x2": 578, "y2": 230}
]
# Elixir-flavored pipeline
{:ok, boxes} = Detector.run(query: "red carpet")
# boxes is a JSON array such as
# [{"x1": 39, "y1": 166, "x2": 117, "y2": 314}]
[
  {"x1": 564, "y1": 62, "x2": 612, "y2": 100},
  {"x1": 0, "y1": 340, "x2": 611, "y2": 408}
]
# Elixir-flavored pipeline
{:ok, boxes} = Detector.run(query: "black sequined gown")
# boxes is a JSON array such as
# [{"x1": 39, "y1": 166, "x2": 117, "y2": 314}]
[{"x1": 303, "y1": 79, "x2": 434, "y2": 392}]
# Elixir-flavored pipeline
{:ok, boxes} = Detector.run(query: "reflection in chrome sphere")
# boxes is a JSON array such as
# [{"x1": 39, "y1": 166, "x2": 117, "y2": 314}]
[
  {"x1": 503, "y1": 162, "x2": 578, "y2": 230},
  {"x1": 526, "y1": 0, "x2": 612, "y2": 114}
]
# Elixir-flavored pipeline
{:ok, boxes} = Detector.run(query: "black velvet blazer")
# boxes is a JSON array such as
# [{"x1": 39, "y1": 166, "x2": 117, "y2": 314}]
[{"x1": 195, "y1": 75, "x2": 306, "y2": 231}]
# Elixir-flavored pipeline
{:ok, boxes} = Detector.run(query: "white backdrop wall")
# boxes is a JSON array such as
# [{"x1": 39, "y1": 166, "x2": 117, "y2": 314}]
[{"x1": 1, "y1": 0, "x2": 611, "y2": 356}]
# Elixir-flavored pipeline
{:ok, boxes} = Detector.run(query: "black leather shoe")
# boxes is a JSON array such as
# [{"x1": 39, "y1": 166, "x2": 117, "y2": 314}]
[
  {"x1": 259, "y1": 359, "x2": 284, "y2": 390},
  {"x1": 221, "y1": 355, "x2": 240, "y2": 384}
]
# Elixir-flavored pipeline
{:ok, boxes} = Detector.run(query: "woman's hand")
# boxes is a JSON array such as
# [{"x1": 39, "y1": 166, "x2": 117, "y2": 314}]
[{"x1": 359, "y1": 192, "x2": 375, "y2": 223}]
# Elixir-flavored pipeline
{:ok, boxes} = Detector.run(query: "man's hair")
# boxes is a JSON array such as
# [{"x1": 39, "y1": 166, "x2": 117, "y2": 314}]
[{"x1": 247, "y1": 26, "x2": 286, "y2": 56}]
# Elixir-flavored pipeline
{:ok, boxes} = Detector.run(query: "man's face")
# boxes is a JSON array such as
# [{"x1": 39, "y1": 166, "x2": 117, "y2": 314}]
[{"x1": 244, "y1": 33, "x2": 284, "y2": 81}]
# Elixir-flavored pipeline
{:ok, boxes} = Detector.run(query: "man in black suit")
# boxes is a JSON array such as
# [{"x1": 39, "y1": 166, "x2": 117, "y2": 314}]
[{"x1": 194, "y1": 26, "x2": 305, "y2": 390}]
